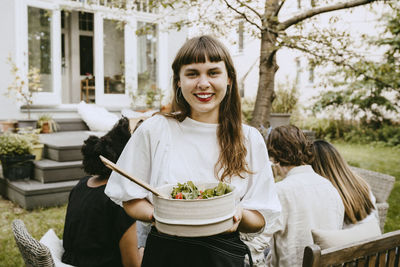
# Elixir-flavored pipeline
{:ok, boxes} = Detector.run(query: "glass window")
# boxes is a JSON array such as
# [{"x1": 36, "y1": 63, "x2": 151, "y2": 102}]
[
  {"x1": 28, "y1": 7, "x2": 52, "y2": 93},
  {"x1": 238, "y1": 20, "x2": 244, "y2": 52},
  {"x1": 103, "y1": 19, "x2": 125, "y2": 94},
  {"x1": 79, "y1": 12, "x2": 93, "y2": 31},
  {"x1": 137, "y1": 22, "x2": 157, "y2": 96}
]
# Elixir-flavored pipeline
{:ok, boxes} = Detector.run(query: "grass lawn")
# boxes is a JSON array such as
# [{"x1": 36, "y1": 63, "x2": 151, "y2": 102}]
[
  {"x1": 0, "y1": 142, "x2": 398, "y2": 266},
  {"x1": 0, "y1": 197, "x2": 66, "y2": 266},
  {"x1": 332, "y1": 141, "x2": 400, "y2": 233}
]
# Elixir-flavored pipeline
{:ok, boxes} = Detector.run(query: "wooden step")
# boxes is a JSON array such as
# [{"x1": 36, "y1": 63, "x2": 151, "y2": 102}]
[
  {"x1": 34, "y1": 159, "x2": 85, "y2": 183},
  {"x1": 40, "y1": 131, "x2": 94, "y2": 162},
  {"x1": 0, "y1": 176, "x2": 78, "y2": 210},
  {"x1": 55, "y1": 118, "x2": 89, "y2": 131}
]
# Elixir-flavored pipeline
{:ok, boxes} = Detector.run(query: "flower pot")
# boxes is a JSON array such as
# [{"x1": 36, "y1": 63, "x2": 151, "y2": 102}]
[
  {"x1": 269, "y1": 113, "x2": 291, "y2": 128},
  {"x1": 31, "y1": 144, "x2": 44, "y2": 160},
  {"x1": 18, "y1": 119, "x2": 38, "y2": 131},
  {"x1": 41, "y1": 122, "x2": 50, "y2": 133},
  {"x1": 0, "y1": 154, "x2": 35, "y2": 180},
  {"x1": 0, "y1": 120, "x2": 18, "y2": 133}
]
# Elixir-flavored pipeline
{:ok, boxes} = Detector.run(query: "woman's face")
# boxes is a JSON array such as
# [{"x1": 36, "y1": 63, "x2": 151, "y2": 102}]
[{"x1": 178, "y1": 59, "x2": 230, "y2": 123}]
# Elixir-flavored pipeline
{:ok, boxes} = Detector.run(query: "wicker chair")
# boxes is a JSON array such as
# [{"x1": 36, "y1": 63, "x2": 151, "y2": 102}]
[
  {"x1": 350, "y1": 166, "x2": 395, "y2": 232},
  {"x1": 12, "y1": 219, "x2": 55, "y2": 267}
]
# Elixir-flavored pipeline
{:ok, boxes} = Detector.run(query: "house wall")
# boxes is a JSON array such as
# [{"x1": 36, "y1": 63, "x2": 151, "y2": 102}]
[{"x1": 0, "y1": 0, "x2": 21, "y2": 120}]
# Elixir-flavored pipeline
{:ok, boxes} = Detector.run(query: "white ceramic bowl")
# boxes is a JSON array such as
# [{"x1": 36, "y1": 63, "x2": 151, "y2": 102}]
[{"x1": 153, "y1": 182, "x2": 236, "y2": 237}]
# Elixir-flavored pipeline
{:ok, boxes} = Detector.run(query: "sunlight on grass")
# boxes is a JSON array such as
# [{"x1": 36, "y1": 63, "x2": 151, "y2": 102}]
[
  {"x1": 333, "y1": 142, "x2": 400, "y2": 233},
  {"x1": 0, "y1": 196, "x2": 66, "y2": 266}
]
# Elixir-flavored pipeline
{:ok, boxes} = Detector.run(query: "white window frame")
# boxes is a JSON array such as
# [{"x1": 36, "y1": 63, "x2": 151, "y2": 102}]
[
  {"x1": 95, "y1": 12, "x2": 134, "y2": 107},
  {"x1": 20, "y1": 0, "x2": 62, "y2": 105}
]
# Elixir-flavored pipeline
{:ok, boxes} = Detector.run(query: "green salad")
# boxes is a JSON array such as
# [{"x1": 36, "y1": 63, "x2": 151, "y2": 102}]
[{"x1": 170, "y1": 181, "x2": 233, "y2": 200}]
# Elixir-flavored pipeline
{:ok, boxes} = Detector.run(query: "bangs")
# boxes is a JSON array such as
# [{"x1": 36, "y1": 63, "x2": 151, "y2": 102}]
[{"x1": 174, "y1": 36, "x2": 227, "y2": 68}]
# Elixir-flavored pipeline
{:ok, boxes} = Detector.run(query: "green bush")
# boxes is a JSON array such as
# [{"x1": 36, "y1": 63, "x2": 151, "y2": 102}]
[
  {"x1": 298, "y1": 117, "x2": 400, "y2": 146},
  {"x1": 0, "y1": 133, "x2": 32, "y2": 156}
]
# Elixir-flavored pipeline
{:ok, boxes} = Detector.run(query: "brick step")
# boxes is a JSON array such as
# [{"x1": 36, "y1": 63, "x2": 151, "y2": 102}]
[
  {"x1": 0, "y1": 176, "x2": 78, "y2": 210},
  {"x1": 34, "y1": 159, "x2": 85, "y2": 183}
]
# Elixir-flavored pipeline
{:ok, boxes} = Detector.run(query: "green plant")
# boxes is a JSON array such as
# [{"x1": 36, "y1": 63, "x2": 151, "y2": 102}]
[
  {"x1": 6, "y1": 57, "x2": 42, "y2": 119},
  {"x1": 271, "y1": 80, "x2": 299, "y2": 114},
  {"x1": 0, "y1": 133, "x2": 33, "y2": 156},
  {"x1": 241, "y1": 98, "x2": 255, "y2": 124},
  {"x1": 37, "y1": 114, "x2": 59, "y2": 133}
]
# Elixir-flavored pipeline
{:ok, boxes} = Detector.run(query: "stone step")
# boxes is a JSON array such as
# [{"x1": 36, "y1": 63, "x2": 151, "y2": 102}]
[
  {"x1": 34, "y1": 159, "x2": 85, "y2": 183},
  {"x1": 40, "y1": 131, "x2": 96, "y2": 162},
  {"x1": 0, "y1": 176, "x2": 78, "y2": 210}
]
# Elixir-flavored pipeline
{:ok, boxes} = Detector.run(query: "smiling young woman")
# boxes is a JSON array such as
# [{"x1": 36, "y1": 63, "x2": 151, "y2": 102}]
[{"x1": 105, "y1": 35, "x2": 281, "y2": 267}]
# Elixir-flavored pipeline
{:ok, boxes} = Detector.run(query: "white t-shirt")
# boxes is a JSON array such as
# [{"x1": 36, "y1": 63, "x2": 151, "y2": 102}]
[{"x1": 105, "y1": 115, "x2": 281, "y2": 226}]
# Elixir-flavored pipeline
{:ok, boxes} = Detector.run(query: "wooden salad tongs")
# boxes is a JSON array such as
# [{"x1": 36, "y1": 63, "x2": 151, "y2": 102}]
[{"x1": 99, "y1": 155, "x2": 169, "y2": 199}]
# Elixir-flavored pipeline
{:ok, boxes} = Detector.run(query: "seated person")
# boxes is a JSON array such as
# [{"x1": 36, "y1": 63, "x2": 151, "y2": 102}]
[
  {"x1": 311, "y1": 140, "x2": 379, "y2": 229},
  {"x1": 62, "y1": 117, "x2": 142, "y2": 267},
  {"x1": 265, "y1": 125, "x2": 344, "y2": 267}
]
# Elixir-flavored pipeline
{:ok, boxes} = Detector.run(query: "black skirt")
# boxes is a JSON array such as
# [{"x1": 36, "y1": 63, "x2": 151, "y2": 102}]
[{"x1": 141, "y1": 227, "x2": 253, "y2": 267}]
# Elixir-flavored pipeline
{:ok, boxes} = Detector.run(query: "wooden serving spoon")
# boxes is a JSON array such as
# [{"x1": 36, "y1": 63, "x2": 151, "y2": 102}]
[{"x1": 99, "y1": 155, "x2": 169, "y2": 199}]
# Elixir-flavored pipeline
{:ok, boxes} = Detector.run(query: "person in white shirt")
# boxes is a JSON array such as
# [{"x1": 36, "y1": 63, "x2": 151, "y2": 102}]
[
  {"x1": 105, "y1": 35, "x2": 281, "y2": 267},
  {"x1": 311, "y1": 140, "x2": 379, "y2": 229},
  {"x1": 264, "y1": 125, "x2": 344, "y2": 267}
]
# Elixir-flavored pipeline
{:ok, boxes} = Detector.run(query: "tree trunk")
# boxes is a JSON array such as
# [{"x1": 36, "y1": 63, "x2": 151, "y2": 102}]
[{"x1": 250, "y1": 29, "x2": 278, "y2": 128}]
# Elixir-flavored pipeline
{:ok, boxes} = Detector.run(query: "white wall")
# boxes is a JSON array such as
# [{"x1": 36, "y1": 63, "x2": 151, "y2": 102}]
[{"x1": 0, "y1": 0, "x2": 22, "y2": 120}]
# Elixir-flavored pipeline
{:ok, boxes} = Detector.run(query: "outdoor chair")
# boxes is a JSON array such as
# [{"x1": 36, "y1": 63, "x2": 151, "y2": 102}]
[
  {"x1": 302, "y1": 229, "x2": 400, "y2": 267},
  {"x1": 350, "y1": 166, "x2": 395, "y2": 232},
  {"x1": 12, "y1": 219, "x2": 55, "y2": 267}
]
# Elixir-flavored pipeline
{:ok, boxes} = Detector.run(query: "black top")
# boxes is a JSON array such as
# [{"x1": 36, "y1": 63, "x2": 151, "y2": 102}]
[{"x1": 62, "y1": 176, "x2": 135, "y2": 267}]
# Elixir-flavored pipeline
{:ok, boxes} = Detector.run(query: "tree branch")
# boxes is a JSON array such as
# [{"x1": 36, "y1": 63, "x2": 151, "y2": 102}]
[
  {"x1": 274, "y1": 0, "x2": 286, "y2": 16},
  {"x1": 235, "y1": 0, "x2": 262, "y2": 19},
  {"x1": 283, "y1": 42, "x2": 394, "y2": 89},
  {"x1": 277, "y1": 0, "x2": 378, "y2": 31},
  {"x1": 222, "y1": 0, "x2": 263, "y2": 31}
]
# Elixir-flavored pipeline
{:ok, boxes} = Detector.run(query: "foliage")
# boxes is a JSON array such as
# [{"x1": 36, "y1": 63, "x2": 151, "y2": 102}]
[
  {"x1": 241, "y1": 98, "x2": 255, "y2": 124},
  {"x1": 312, "y1": 3, "x2": 400, "y2": 125},
  {"x1": 6, "y1": 57, "x2": 42, "y2": 119},
  {"x1": 0, "y1": 133, "x2": 33, "y2": 156},
  {"x1": 297, "y1": 116, "x2": 400, "y2": 147},
  {"x1": 37, "y1": 114, "x2": 59, "y2": 133},
  {"x1": 271, "y1": 80, "x2": 299, "y2": 114}
]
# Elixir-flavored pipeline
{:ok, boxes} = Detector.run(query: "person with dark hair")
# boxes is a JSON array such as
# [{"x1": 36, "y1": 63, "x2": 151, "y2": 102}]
[
  {"x1": 264, "y1": 125, "x2": 344, "y2": 267},
  {"x1": 105, "y1": 35, "x2": 281, "y2": 267},
  {"x1": 62, "y1": 117, "x2": 142, "y2": 267},
  {"x1": 311, "y1": 140, "x2": 379, "y2": 228}
]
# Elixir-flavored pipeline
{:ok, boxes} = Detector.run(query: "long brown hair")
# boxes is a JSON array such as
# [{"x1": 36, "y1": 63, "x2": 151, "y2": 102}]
[
  {"x1": 167, "y1": 35, "x2": 250, "y2": 181},
  {"x1": 311, "y1": 140, "x2": 374, "y2": 224}
]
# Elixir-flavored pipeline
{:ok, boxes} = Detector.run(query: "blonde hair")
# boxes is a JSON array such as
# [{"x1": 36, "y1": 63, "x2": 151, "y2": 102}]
[
  {"x1": 167, "y1": 35, "x2": 251, "y2": 181},
  {"x1": 311, "y1": 140, "x2": 374, "y2": 224}
]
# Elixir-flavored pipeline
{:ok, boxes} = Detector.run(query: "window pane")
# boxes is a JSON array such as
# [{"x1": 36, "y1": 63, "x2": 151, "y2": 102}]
[
  {"x1": 103, "y1": 19, "x2": 125, "y2": 94},
  {"x1": 80, "y1": 36, "x2": 93, "y2": 75},
  {"x1": 28, "y1": 7, "x2": 52, "y2": 93},
  {"x1": 137, "y1": 22, "x2": 157, "y2": 96}
]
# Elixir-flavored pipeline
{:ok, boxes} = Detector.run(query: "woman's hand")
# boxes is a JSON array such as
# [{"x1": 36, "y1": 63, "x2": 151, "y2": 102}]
[{"x1": 224, "y1": 206, "x2": 243, "y2": 233}]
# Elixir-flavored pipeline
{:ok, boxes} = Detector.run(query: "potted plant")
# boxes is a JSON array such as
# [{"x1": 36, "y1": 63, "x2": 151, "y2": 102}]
[
  {"x1": 0, "y1": 133, "x2": 35, "y2": 180},
  {"x1": 19, "y1": 128, "x2": 44, "y2": 161},
  {"x1": 270, "y1": 80, "x2": 299, "y2": 128},
  {"x1": 37, "y1": 114, "x2": 59, "y2": 133},
  {"x1": 6, "y1": 57, "x2": 42, "y2": 128}
]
